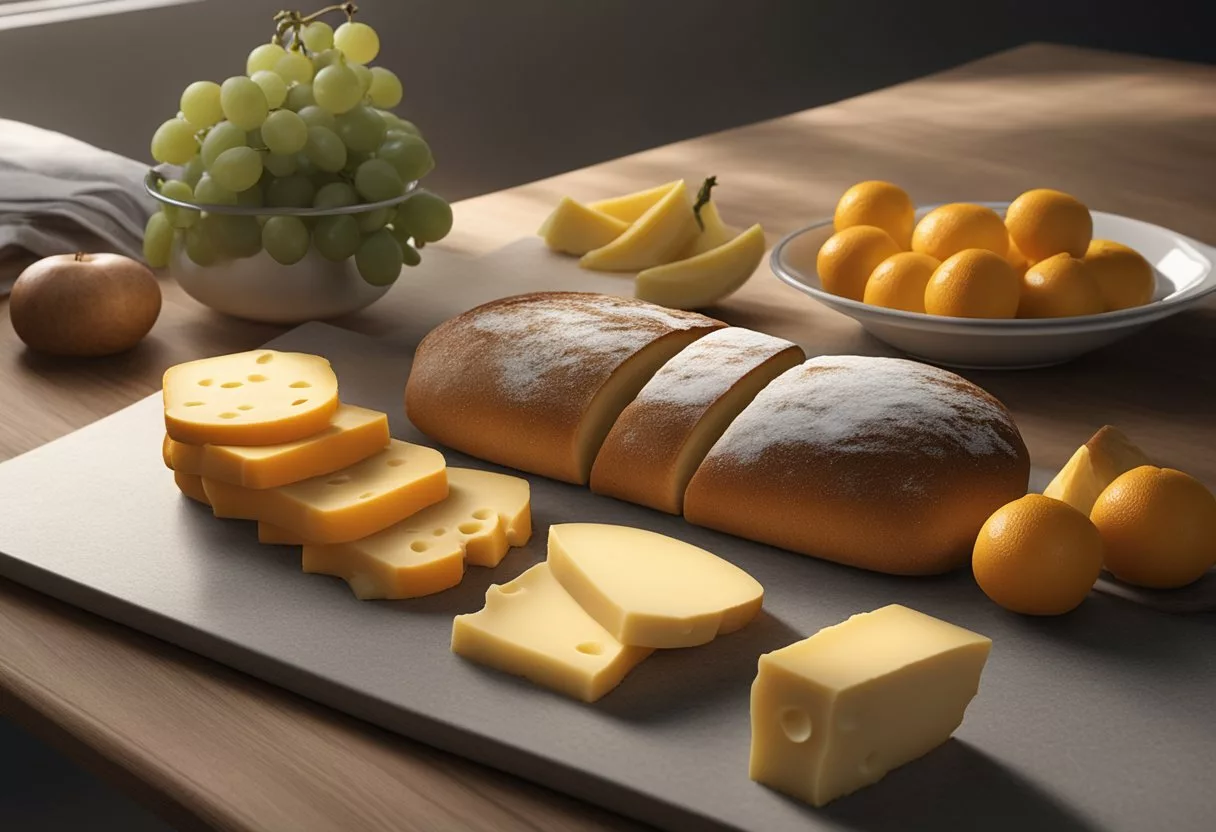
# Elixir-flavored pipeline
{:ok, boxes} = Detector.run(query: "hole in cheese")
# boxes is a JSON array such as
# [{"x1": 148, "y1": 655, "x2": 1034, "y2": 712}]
[
  {"x1": 472, "y1": 509, "x2": 493, "y2": 520},
  {"x1": 410, "y1": 540, "x2": 429, "y2": 553},
  {"x1": 458, "y1": 521, "x2": 482, "y2": 535},
  {"x1": 432, "y1": 527, "x2": 447, "y2": 536},
  {"x1": 247, "y1": 374, "x2": 268, "y2": 382},
  {"x1": 290, "y1": 381, "x2": 312, "y2": 388},
  {"x1": 256, "y1": 353, "x2": 274, "y2": 364},
  {"x1": 327, "y1": 475, "x2": 352, "y2": 485},
  {"x1": 358, "y1": 491, "x2": 375, "y2": 500},
  {"x1": 779, "y1": 707, "x2": 813, "y2": 743},
  {"x1": 218, "y1": 412, "x2": 239, "y2": 419},
  {"x1": 386, "y1": 458, "x2": 405, "y2": 467},
  {"x1": 238, "y1": 405, "x2": 254, "y2": 411},
  {"x1": 498, "y1": 583, "x2": 522, "y2": 595},
  {"x1": 198, "y1": 379, "x2": 213, "y2": 386},
  {"x1": 860, "y1": 751, "x2": 877, "y2": 775},
  {"x1": 184, "y1": 401, "x2": 204, "y2": 407},
  {"x1": 292, "y1": 399, "x2": 309, "y2": 406},
  {"x1": 575, "y1": 641, "x2": 603, "y2": 656},
  {"x1": 221, "y1": 382, "x2": 242, "y2": 388}
]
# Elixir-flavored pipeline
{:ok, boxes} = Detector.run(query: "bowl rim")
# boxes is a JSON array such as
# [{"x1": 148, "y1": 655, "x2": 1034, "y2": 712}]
[{"x1": 770, "y1": 202, "x2": 1216, "y2": 331}]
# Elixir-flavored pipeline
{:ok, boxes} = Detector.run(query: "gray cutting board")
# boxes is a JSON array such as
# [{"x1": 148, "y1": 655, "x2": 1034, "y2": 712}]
[{"x1": 0, "y1": 321, "x2": 1213, "y2": 832}]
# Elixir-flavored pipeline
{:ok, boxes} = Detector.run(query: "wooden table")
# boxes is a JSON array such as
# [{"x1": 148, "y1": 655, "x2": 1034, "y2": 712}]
[{"x1": 1, "y1": 43, "x2": 1213, "y2": 832}]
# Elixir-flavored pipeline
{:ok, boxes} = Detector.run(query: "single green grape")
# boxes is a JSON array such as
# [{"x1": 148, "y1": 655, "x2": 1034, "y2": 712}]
[
  {"x1": 396, "y1": 190, "x2": 453, "y2": 243},
  {"x1": 376, "y1": 134, "x2": 433, "y2": 182},
  {"x1": 352, "y1": 63, "x2": 373, "y2": 97},
  {"x1": 312, "y1": 214, "x2": 361, "y2": 261},
  {"x1": 150, "y1": 118, "x2": 197, "y2": 165},
  {"x1": 354, "y1": 158, "x2": 404, "y2": 202},
  {"x1": 220, "y1": 76, "x2": 269, "y2": 131},
  {"x1": 180, "y1": 81, "x2": 224, "y2": 129},
  {"x1": 368, "y1": 68, "x2": 403, "y2": 109},
  {"x1": 311, "y1": 48, "x2": 342, "y2": 73},
  {"x1": 236, "y1": 183, "x2": 264, "y2": 208},
  {"x1": 275, "y1": 49, "x2": 314, "y2": 85},
  {"x1": 262, "y1": 109, "x2": 308, "y2": 155},
  {"x1": 335, "y1": 104, "x2": 386, "y2": 154},
  {"x1": 313, "y1": 63, "x2": 362, "y2": 114},
  {"x1": 206, "y1": 213, "x2": 263, "y2": 259},
  {"x1": 285, "y1": 82, "x2": 315, "y2": 111},
  {"x1": 210, "y1": 146, "x2": 263, "y2": 193},
  {"x1": 200, "y1": 121, "x2": 246, "y2": 168},
  {"x1": 313, "y1": 181, "x2": 359, "y2": 210},
  {"x1": 400, "y1": 240, "x2": 422, "y2": 267},
  {"x1": 356, "y1": 207, "x2": 391, "y2": 232},
  {"x1": 265, "y1": 174, "x2": 316, "y2": 208},
  {"x1": 247, "y1": 42, "x2": 286, "y2": 76},
  {"x1": 194, "y1": 174, "x2": 237, "y2": 206},
  {"x1": 297, "y1": 105, "x2": 336, "y2": 130},
  {"x1": 262, "y1": 215, "x2": 310, "y2": 265},
  {"x1": 181, "y1": 155, "x2": 205, "y2": 187},
  {"x1": 304, "y1": 125, "x2": 347, "y2": 173},
  {"x1": 143, "y1": 211, "x2": 173, "y2": 268},
  {"x1": 300, "y1": 20, "x2": 334, "y2": 52},
  {"x1": 386, "y1": 124, "x2": 423, "y2": 143},
  {"x1": 185, "y1": 223, "x2": 219, "y2": 266},
  {"x1": 250, "y1": 70, "x2": 288, "y2": 110},
  {"x1": 159, "y1": 179, "x2": 199, "y2": 228},
  {"x1": 355, "y1": 229, "x2": 403, "y2": 285},
  {"x1": 334, "y1": 21, "x2": 380, "y2": 64},
  {"x1": 263, "y1": 152, "x2": 298, "y2": 177}
]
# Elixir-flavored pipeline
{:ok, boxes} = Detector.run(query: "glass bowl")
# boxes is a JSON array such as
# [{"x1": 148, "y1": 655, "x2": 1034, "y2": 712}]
[{"x1": 146, "y1": 169, "x2": 417, "y2": 324}]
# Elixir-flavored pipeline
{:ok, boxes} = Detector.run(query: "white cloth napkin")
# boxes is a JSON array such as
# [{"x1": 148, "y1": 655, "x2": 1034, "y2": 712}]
[{"x1": 0, "y1": 119, "x2": 156, "y2": 296}]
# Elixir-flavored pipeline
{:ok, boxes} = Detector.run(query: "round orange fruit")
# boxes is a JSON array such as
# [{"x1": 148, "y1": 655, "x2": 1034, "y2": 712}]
[
  {"x1": 863, "y1": 252, "x2": 939, "y2": 312},
  {"x1": 1018, "y1": 254, "x2": 1104, "y2": 318},
  {"x1": 924, "y1": 249, "x2": 1020, "y2": 318},
  {"x1": 816, "y1": 225, "x2": 901, "y2": 301},
  {"x1": 1090, "y1": 465, "x2": 1216, "y2": 589},
  {"x1": 912, "y1": 203, "x2": 1008, "y2": 261},
  {"x1": 1005, "y1": 188, "x2": 1093, "y2": 261},
  {"x1": 973, "y1": 494, "x2": 1105, "y2": 615},
  {"x1": 1084, "y1": 239, "x2": 1154, "y2": 311},
  {"x1": 834, "y1": 181, "x2": 916, "y2": 249}
]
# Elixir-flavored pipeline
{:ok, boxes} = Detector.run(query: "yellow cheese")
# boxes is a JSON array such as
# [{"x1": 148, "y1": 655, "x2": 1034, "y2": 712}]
[
  {"x1": 173, "y1": 471, "x2": 210, "y2": 505},
  {"x1": 202, "y1": 439, "x2": 447, "y2": 544},
  {"x1": 682, "y1": 200, "x2": 737, "y2": 258},
  {"x1": 167, "y1": 404, "x2": 390, "y2": 489},
  {"x1": 1042, "y1": 425, "x2": 1151, "y2": 515},
  {"x1": 588, "y1": 181, "x2": 680, "y2": 223},
  {"x1": 547, "y1": 523, "x2": 764, "y2": 648},
  {"x1": 258, "y1": 522, "x2": 300, "y2": 545},
  {"x1": 163, "y1": 350, "x2": 339, "y2": 446},
  {"x1": 162, "y1": 434, "x2": 175, "y2": 469},
  {"x1": 451, "y1": 563, "x2": 653, "y2": 703},
  {"x1": 580, "y1": 180, "x2": 697, "y2": 272},
  {"x1": 301, "y1": 468, "x2": 532, "y2": 599},
  {"x1": 538, "y1": 197, "x2": 629, "y2": 255},
  {"x1": 635, "y1": 224, "x2": 766, "y2": 310},
  {"x1": 749, "y1": 605, "x2": 991, "y2": 807}
]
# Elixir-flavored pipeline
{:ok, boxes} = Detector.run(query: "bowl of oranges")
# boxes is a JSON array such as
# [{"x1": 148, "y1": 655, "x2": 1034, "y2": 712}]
[{"x1": 771, "y1": 181, "x2": 1216, "y2": 368}]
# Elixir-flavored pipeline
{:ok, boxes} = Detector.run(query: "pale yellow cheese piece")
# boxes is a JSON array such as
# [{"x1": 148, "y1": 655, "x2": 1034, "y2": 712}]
[
  {"x1": 580, "y1": 180, "x2": 697, "y2": 272},
  {"x1": 163, "y1": 350, "x2": 339, "y2": 446},
  {"x1": 1042, "y1": 425, "x2": 1151, "y2": 515},
  {"x1": 635, "y1": 224, "x2": 766, "y2": 310},
  {"x1": 301, "y1": 468, "x2": 532, "y2": 600},
  {"x1": 202, "y1": 439, "x2": 448, "y2": 544},
  {"x1": 547, "y1": 523, "x2": 764, "y2": 648},
  {"x1": 173, "y1": 471, "x2": 210, "y2": 506},
  {"x1": 750, "y1": 605, "x2": 991, "y2": 807},
  {"x1": 588, "y1": 181, "x2": 680, "y2": 223},
  {"x1": 682, "y1": 200, "x2": 737, "y2": 258},
  {"x1": 451, "y1": 563, "x2": 653, "y2": 703},
  {"x1": 538, "y1": 197, "x2": 629, "y2": 256},
  {"x1": 167, "y1": 404, "x2": 390, "y2": 489}
]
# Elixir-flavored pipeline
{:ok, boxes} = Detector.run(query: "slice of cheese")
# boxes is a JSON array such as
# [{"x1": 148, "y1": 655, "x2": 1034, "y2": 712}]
[
  {"x1": 547, "y1": 523, "x2": 764, "y2": 648},
  {"x1": 202, "y1": 439, "x2": 447, "y2": 544},
  {"x1": 588, "y1": 181, "x2": 680, "y2": 223},
  {"x1": 580, "y1": 180, "x2": 697, "y2": 272},
  {"x1": 750, "y1": 605, "x2": 991, "y2": 808},
  {"x1": 167, "y1": 404, "x2": 390, "y2": 489},
  {"x1": 174, "y1": 471, "x2": 210, "y2": 505},
  {"x1": 162, "y1": 434, "x2": 175, "y2": 469},
  {"x1": 538, "y1": 197, "x2": 629, "y2": 256},
  {"x1": 1042, "y1": 425, "x2": 1151, "y2": 515},
  {"x1": 163, "y1": 350, "x2": 339, "y2": 446},
  {"x1": 635, "y1": 223, "x2": 766, "y2": 310},
  {"x1": 451, "y1": 563, "x2": 653, "y2": 703},
  {"x1": 301, "y1": 468, "x2": 532, "y2": 600},
  {"x1": 258, "y1": 522, "x2": 301, "y2": 545}
]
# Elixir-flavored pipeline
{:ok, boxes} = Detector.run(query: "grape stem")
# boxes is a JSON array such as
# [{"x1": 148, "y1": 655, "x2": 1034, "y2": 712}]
[{"x1": 692, "y1": 175, "x2": 718, "y2": 231}]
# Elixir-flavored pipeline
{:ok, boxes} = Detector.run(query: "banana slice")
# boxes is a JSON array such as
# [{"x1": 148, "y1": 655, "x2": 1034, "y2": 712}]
[
  {"x1": 588, "y1": 181, "x2": 681, "y2": 223},
  {"x1": 634, "y1": 224, "x2": 765, "y2": 310},
  {"x1": 580, "y1": 180, "x2": 697, "y2": 272},
  {"x1": 538, "y1": 197, "x2": 628, "y2": 256}
]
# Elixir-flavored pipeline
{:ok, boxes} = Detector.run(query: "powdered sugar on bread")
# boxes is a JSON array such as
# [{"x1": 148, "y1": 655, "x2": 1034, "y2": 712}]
[{"x1": 632, "y1": 328, "x2": 800, "y2": 408}]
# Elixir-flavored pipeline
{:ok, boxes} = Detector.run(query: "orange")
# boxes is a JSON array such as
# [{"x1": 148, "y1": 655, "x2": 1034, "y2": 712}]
[
  {"x1": 911, "y1": 203, "x2": 1008, "y2": 261},
  {"x1": 1084, "y1": 239, "x2": 1155, "y2": 311},
  {"x1": 863, "y1": 252, "x2": 939, "y2": 312},
  {"x1": 1090, "y1": 466, "x2": 1216, "y2": 589},
  {"x1": 816, "y1": 225, "x2": 901, "y2": 301},
  {"x1": 1018, "y1": 254, "x2": 1104, "y2": 318},
  {"x1": 1005, "y1": 188, "x2": 1092, "y2": 261},
  {"x1": 924, "y1": 249, "x2": 1020, "y2": 318},
  {"x1": 834, "y1": 181, "x2": 916, "y2": 249},
  {"x1": 972, "y1": 494, "x2": 1105, "y2": 615},
  {"x1": 1006, "y1": 238, "x2": 1033, "y2": 278}
]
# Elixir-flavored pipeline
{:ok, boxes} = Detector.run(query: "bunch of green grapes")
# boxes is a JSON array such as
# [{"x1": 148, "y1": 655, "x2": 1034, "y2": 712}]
[{"x1": 144, "y1": 3, "x2": 453, "y2": 287}]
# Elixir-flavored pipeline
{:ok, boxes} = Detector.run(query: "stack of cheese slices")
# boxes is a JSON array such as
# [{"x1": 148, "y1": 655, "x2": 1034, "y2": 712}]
[{"x1": 160, "y1": 349, "x2": 533, "y2": 600}]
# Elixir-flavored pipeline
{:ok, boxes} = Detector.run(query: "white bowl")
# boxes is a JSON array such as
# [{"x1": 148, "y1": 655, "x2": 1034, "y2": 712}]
[{"x1": 771, "y1": 203, "x2": 1216, "y2": 369}]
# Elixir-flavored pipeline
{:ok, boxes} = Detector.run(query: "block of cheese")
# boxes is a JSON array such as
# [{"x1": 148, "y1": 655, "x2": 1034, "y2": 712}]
[
  {"x1": 406, "y1": 292, "x2": 724, "y2": 484},
  {"x1": 202, "y1": 439, "x2": 447, "y2": 544},
  {"x1": 749, "y1": 605, "x2": 991, "y2": 807},
  {"x1": 163, "y1": 350, "x2": 339, "y2": 446},
  {"x1": 580, "y1": 180, "x2": 697, "y2": 272},
  {"x1": 684, "y1": 356, "x2": 1030, "y2": 575},
  {"x1": 590, "y1": 328, "x2": 804, "y2": 514},
  {"x1": 1042, "y1": 425, "x2": 1151, "y2": 515},
  {"x1": 173, "y1": 471, "x2": 210, "y2": 505},
  {"x1": 547, "y1": 523, "x2": 764, "y2": 648},
  {"x1": 451, "y1": 563, "x2": 653, "y2": 702},
  {"x1": 301, "y1": 468, "x2": 532, "y2": 599},
  {"x1": 588, "y1": 181, "x2": 680, "y2": 223},
  {"x1": 167, "y1": 404, "x2": 390, "y2": 489},
  {"x1": 538, "y1": 197, "x2": 628, "y2": 256},
  {"x1": 258, "y1": 522, "x2": 300, "y2": 545}
]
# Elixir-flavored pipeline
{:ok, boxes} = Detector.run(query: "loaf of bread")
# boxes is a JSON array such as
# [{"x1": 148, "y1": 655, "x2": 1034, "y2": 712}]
[
  {"x1": 683, "y1": 355, "x2": 1030, "y2": 574},
  {"x1": 405, "y1": 292, "x2": 724, "y2": 483}
]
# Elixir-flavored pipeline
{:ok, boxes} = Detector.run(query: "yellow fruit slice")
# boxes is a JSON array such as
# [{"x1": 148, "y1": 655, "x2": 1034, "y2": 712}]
[
  {"x1": 580, "y1": 180, "x2": 697, "y2": 272},
  {"x1": 682, "y1": 200, "x2": 737, "y2": 258},
  {"x1": 1043, "y1": 425, "x2": 1151, "y2": 516},
  {"x1": 634, "y1": 224, "x2": 765, "y2": 310},
  {"x1": 588, "y1": 181, "x2": 681, "y2": 223},
  {"x1": 538, "y1": 197, "x2": 629, "y2": 256}
]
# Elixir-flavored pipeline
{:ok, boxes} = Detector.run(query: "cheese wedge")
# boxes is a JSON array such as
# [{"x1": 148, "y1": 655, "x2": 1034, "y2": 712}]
[
  {"x1": 539, "y1": 197, "x2": 629, "y2": 256},
  {"x1": 547, "y1": 523, "x2": 764, "y2": 648},
  {"x1": 452, "y1": 563, "x2": 653, "y2": 702},
  {"x1": 163, "y1": 350, "x2": 339, "y2": 446},
  {"x1": 202, "y1": 439, "x2": 447, "y2": 544},
  {"x1": 750, "y1": 605, "x2": 991, "y2": 807},
  {"x1": 167, "y1": 404, "x2": 390, "y2": 489},
  {"x1": 1043, "y1": 425, "x2": 1151, "y2": 515},
  {"x1": 682, "y1": 200, "x2": 737, "y2": 258},
  {"x1": 588, "y1": 181, "x2": 680, "y2": 223},
  {"x1": 173, "y1": 471, "x2": 210, "y2": 505},
  {"x1": 301, "y1": 468, "x2": 532, "y2": 600},
  {"x1": 580, "y1": 180, "x2": 697, "y2": 272},
  {"x1": 635, "y1": 223, "x2": 766, "y2": 310}
]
